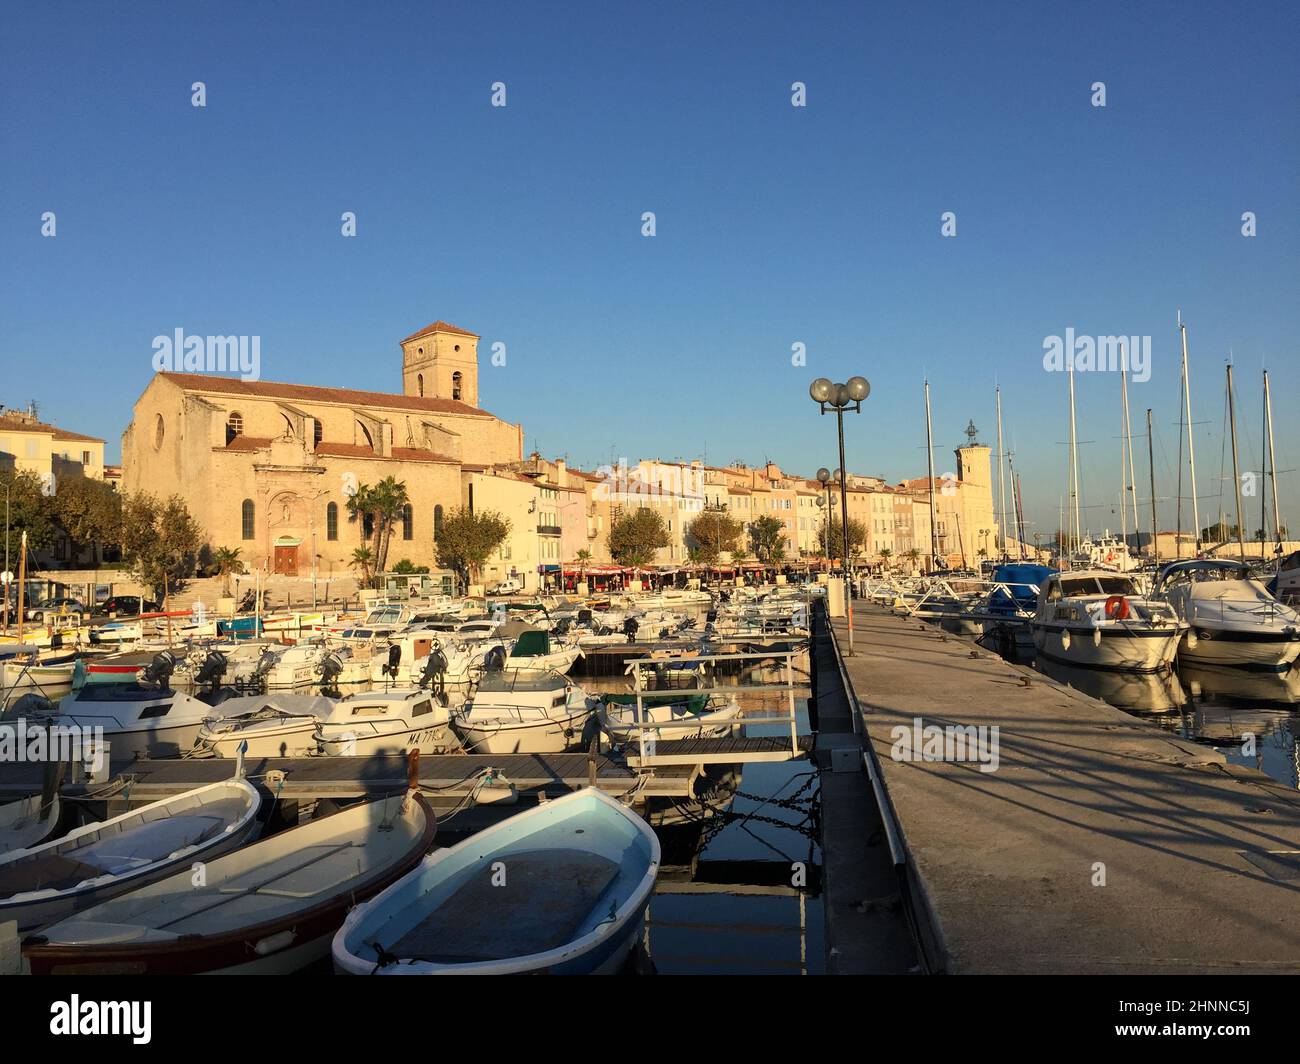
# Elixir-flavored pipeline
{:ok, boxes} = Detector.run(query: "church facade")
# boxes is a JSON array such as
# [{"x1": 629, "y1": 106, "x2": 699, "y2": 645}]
[{"x1": 122, "y1": 321, "x2": 523, "y2": 577}]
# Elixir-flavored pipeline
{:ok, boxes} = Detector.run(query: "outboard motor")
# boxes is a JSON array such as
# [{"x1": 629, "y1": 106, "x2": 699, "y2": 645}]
[
  {"x1": 553, "y1": 618, "x2": 571, "y2": 636},
  {"x1": 622, "y1": 617, "x2": 639, "y2": 644},
  {"x1": 140, "y1": 649, "x2": 179, "y2": 688},
  {"x1": 383, "y1": 643, "x2": 402, "y2": 681},
  {"x1": 483, "y1": 644, "x2": 506, "y2": 673},
  {"x1": 577, "y1": 608, "x2": 593, "y2": 626},
  {"x1": 193, "y1": 650, "x2": 228, "y2": 687},
  {"x1": 419, "y1": 644, "x2": 449, "y2": 697},
  {"x1": 318, "y1": 651, "x2": 343, "y2": 691},
  {"x1": 253, "y1": 647, "x2": 278, "y2": 678}
]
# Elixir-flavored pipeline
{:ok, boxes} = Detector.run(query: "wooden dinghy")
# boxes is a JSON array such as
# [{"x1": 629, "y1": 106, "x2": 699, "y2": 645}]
[
  {"x1": 0, "y1": 779, "x2": 261, "y2": 933},
  {"x1": 333, "y1": 788, "x2": 659, "y2": 975},
  {"x1": 22, "y1": 791, "x2": 436, "y2": 975}
]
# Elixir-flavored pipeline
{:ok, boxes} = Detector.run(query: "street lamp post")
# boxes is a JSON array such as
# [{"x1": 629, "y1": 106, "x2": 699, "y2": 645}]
[{"x1": 810, "y1": 376, "x2": 870, "y2": 653}]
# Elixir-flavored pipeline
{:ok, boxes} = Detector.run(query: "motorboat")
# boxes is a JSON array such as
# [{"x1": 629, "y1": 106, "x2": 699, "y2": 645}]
[
  {"x1": 194, "y1": 693, "x2": 339, "y2": 758},
  {"x1": 599, "y1": 692, "x2": 743, "y2": 745},
  {"x1": 1031, "y1": 570, "x2": 1185, "y2": 672},
  {"x1": 982, "y1": 563, "x2": 1056, "y2": 656},
  {"x1": 0, "y1": 779, "x2": 261, "y2": 933},
  {"x1": 332, "y1": 788, "x2": 659, "y2": 975},
  {"x1": 1154, "y1": 559, "x2": 1300, "y2": 670},
  {"x1": 503, "y1": 626, "x2": 582, "y2": 674},
  {"x1": 19, "y1": 791, "x2": 436, "y2": 975},
  {"x1": 314, "y1": 689, "x2": 461, "y2": 756},
  {"x1": 3, "y1": 656, "x2": 226, "y2": 761},
  {"x1": 453, "y1": 670, "x2": 596, "y2": 754}
]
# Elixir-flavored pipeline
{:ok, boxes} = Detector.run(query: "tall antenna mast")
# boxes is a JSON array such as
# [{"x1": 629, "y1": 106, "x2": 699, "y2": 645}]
[
  {"x1": 1121, "y1": 353, "x2": 1140, "y2": 540},
  {"x1": 1068, "y1": 361, "x2": 1082, "y2": 552},
  {"x1": 1264, "y1": 369, "x2": 1282, "y2": 568}
]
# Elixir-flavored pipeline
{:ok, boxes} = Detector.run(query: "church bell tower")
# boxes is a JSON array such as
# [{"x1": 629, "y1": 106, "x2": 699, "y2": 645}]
[{"x1": 400, "y1": 320, "x2": 480, "y2": 407}]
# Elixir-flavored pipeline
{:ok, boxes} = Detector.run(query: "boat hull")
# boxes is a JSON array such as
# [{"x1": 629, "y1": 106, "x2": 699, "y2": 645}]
[
  {"x1": 1032, "y1": 623, "x2": 1182, "y2": 672},
  {"x1": 1177, "y1": 627, "x2": 1300, "y2": 671}
]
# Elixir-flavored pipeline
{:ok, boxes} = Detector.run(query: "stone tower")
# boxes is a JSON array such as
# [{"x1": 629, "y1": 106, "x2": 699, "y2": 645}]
[{"x1": 400, "y1": 320, "x2": 480, "y2": 407}]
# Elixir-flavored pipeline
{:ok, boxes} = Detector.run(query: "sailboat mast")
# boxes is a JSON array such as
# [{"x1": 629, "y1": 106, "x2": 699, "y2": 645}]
[
  {"x1": 1147, "y1": 408, "x2": 1159, "y2": 566},
  {"x1": 1121, "y1": 358, "x2": 1140, "y2": 540},
  {"x1": 924, "y1": 379, "x2": 938, "y2": 573},
  {"x1": 1226, "y1": 363, "x2": 1247, "y2": 563},
  {"x1": 996, "y1": 386, "x2": 1008, "y2": 560},
  {"x1": 1264, "y1": 369, "x2": 1282, "y2": 567},
  {"x1": 1118, "y1": 368, "x2": 1128, "y2": 554},
  {"x1": 1180, "y1": 315, "x2": 1200, "y2": 553},
  {"x1": 1068, "y1": 362, "x2": 1082, "y2": 553}
]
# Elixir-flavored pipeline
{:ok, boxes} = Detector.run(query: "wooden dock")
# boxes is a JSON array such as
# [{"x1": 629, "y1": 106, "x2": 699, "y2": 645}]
[{"x1": 0, "y1": 751, "x2": 702, "y2": 808}]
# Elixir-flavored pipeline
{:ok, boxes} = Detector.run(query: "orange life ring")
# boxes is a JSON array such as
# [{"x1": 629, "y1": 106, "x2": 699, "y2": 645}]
[{"x1": 1104, "y1": 595, "x2": 1130, "y2": 620}]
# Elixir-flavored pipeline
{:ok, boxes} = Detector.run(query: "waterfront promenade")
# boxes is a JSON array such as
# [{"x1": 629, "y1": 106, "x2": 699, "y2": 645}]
[{"x1": 830, "y1": 606, "x2": 1300, "y2": 974}]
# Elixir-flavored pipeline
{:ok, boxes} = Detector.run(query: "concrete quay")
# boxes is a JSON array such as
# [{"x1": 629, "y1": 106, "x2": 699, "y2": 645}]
[{"x1": 829, "y1": 605, "x2": 1300, "y2": 974}]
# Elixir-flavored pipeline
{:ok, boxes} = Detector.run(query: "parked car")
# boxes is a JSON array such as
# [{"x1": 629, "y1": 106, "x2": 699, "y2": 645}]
[
  {"x1": 100, "y1": 595, "x2": 162, "y2": 616},
  {"x1": 488, "y1": 577, "x2": 524, "y2": 595},
  {"x1": 25, "y1": 597, "x2": 87, "y2": 623}
]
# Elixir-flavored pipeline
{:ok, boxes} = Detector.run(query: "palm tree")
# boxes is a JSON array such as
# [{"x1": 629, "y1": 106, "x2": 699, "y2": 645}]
[
  {"x1": 347, "y1": 478, "x2": 410, "y2": 575},
  {"x1": 349, "y1": 546, "x2": 375, "y2": 587},
  {"x1": 575, "y1": 548, "x2": 592, "y2": 588},
  {"x1": 903, "y1": 547, "x2": 922, "y2": 574},
  {"x1": 879, "y1": 547, "x2": 893, "y2": 572},
  {"x1": 211, "y1": 546, "x2": 245, "y2": 597}
]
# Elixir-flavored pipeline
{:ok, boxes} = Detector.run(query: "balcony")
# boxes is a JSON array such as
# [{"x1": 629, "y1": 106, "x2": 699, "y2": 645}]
[{"x1": 537, "y1": 524, "x2": 562, "y2": 536}]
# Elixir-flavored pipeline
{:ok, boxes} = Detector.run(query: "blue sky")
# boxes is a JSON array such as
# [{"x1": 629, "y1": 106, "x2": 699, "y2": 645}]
[{"x1": 2, "y1": 0, "x2": 1296, "y2": 539}]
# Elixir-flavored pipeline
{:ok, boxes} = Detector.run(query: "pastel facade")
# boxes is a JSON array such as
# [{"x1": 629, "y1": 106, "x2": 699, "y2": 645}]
[{"x1": 121, "y1": 322, "x2": 523, "y2": 577}]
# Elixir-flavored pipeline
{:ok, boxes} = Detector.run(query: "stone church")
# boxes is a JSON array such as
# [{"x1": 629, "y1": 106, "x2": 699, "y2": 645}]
[{"x1": 122, "y1": 321, "x2": 523, "y2": 577}]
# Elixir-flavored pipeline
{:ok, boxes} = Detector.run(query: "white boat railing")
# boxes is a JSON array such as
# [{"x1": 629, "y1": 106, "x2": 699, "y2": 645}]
[{"x1": 622, "y1": 649, "x2": 803, "y2": 766}]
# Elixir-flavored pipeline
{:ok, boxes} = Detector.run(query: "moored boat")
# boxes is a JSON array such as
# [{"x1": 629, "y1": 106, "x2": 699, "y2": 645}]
[
  {"x1": 453, "y1": 669, "x2": 596, "y2": 754},
  {"x1": 0, "y1": 779, "x2": 261, "y2": 933},
  {"x1": 20, "y1": 791, "x2": 435, "y2": 975},
  {"x1": 332, "y1": 788, "x2": 659, "y2": 975}
]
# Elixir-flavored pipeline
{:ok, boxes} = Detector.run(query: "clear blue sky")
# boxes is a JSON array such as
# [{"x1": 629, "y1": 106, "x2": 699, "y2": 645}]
[{"x1": 2, "y1": 0, "x2": 1296, "y2": 540}]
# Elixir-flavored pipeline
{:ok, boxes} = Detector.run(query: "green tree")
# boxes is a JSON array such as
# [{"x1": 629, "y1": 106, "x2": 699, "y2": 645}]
[
  {"x1": 0, "y1": 469, "x2": 59, "y2": 562},
  {"x1": 118, "y1": 493, "x2": 203, "y2": 599},
  {"x1": 51, "y1": 473, "x2": 122, "y2": 562},
  {"x1": 435, "y1": 506, "x2": 511, "y2": 589},
  {"x1": 608, "y1": 507, "x2": 669, "y2": 566},
  {"x1": 687, "y1": 510, "x2": 743, "y2": 564},
  {"x1": 879, "y1": 547, "x2": 893, "y2": 570},
  {"x1": 349, "y1": 546, "x2": 375, "y2": 586},
  {"x1": 211, "y1": 546, "x2": 245, "y2": 597},
  {"x1": 902, "y1": 547, "x2": 922, "y2": 572},
  {"x1": 822, "y1": 515, "x2": 866, "y2": 560},
  {"x1": 391, "y1": 559, "x2": 430, "y2": 574},
  {"x1": 347, "y1": 477, "x2": 410, "y2": 574},
  {"x1": 749, "y1": 515, "x2": 786, "y2": 562}
]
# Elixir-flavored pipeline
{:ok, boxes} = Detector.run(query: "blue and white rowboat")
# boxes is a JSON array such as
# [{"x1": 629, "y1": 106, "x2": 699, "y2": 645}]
[{"x1": 332, "y1": 788, "x2": 660, "y2": 975}]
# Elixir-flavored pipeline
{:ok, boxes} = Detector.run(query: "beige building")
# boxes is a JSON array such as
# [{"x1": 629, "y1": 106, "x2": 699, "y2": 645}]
[
  {"x1": 0, "y1": 406, "x2": 106, "y2": 484},
  {"x1": 122, "y1": 321, "x2": 523, "y2": 577}
]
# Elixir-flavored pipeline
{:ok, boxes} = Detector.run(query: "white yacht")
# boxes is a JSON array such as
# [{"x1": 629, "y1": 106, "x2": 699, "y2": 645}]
[
  {"x1": 1154, "y1": 559, "x2": 1300, "y2": 670},
  {"x1": 1032, "y1": 570, "x2": 1185, "y2": 672},
  {"x1": 195, "y1": 692, "x2": 338, "y2": 758},
  {"x1": 453, "y1": 670, "x2": 596, "y2": 754}
]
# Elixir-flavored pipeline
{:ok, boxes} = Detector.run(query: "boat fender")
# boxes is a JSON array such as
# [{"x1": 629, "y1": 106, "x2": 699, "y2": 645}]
[
  {"x1": 1060, "y1": 629, "x2": 1071, "y2": 651},
  {"x1": 1104, "y1": 595, "x2": 1130, "y2": 621},
  {"x1": 1185, "y1": 630, "x2": 1198, "y2": 650}
]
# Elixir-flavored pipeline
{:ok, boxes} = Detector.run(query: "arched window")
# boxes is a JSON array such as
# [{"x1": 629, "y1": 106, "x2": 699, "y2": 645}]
[
  {"x1": 402, "y1": 504, "x2": 413, "y2": 540},
  {"x1": 241, "y1": 499, "x2": 255, "y2": 540},
  {"x1": 313, "y1": 419, "x2": 323, "y2": 448},
  {"x1": 434, "y1": 504, "x2": 444, "y2": 540},
  {"x1": 417, "y1": 374, "x2": 424, "y2": 397},
  {"x1": 451, "y1": 372, "x2": 462, "y2": 401},
  {"x1": 226, "y1": 412, "x2": 243, "y2": 445},
  {"x1": 326, "y1": 501, "x2": 338, "y2": 541}
]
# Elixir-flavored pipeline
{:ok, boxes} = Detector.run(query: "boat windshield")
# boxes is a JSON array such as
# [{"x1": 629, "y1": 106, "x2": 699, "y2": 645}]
[{"x1": 1060, "y1": 576, "x2": 1136, "y2": 597}]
